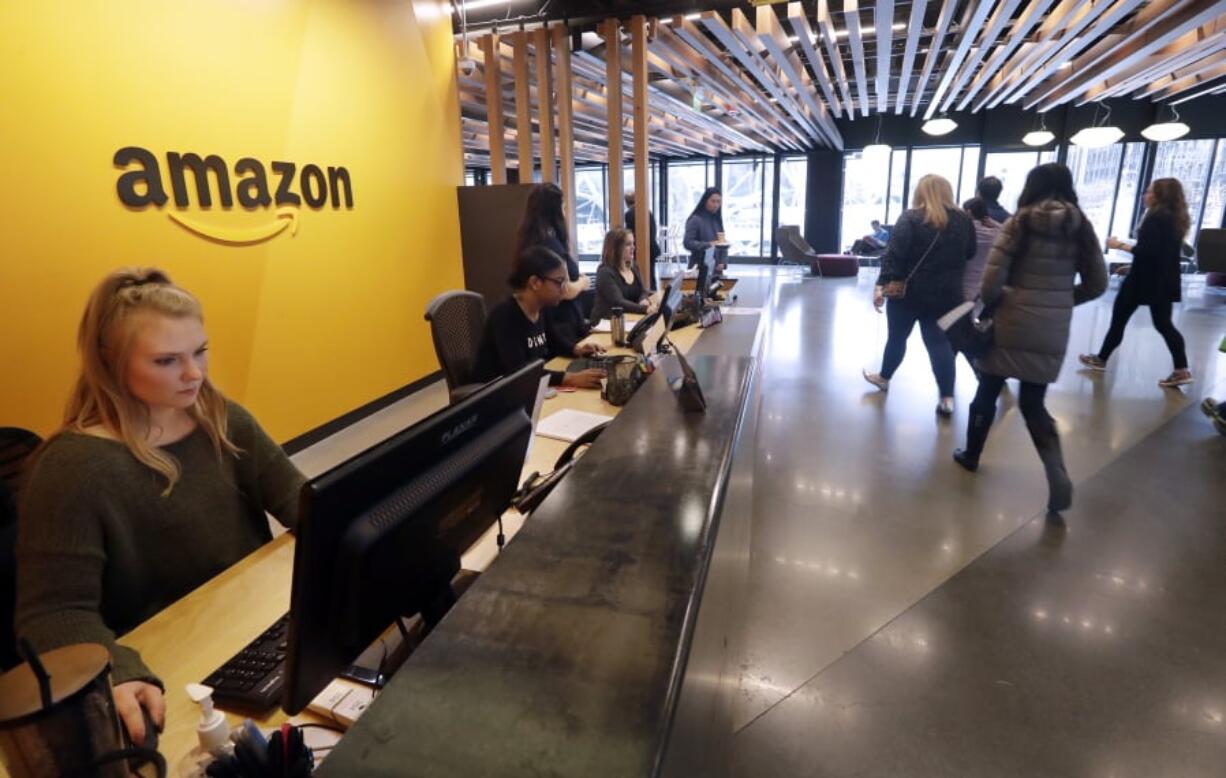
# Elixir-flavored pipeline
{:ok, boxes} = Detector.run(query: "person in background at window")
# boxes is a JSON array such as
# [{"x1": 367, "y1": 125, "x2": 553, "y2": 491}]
[
  {"x1": 864, "y1": 174, "x2": 975, "y2": 417},
  {"x1": 474, "y1": 245, "x2": 606, "y2": 389},
  {"x1": 961, "y1": 197, "x2": 1001, "y2": 306},
  {"x1": 514, "y1": 183, "x2": 591, "y2": 355},
  {"x1": 590, "y1": 228, "x2": 659, "y2": 324},
  {"x1": 683, "y1": 187, "x2": 724, "y2": 268},
  {"x1": 851, "y1": 219, "x2": 891, "y2": 255},
  {"x1": 955, "y1": 164, "x2": 1107, "y2": 517},
  {"x1": 15, "y1": 268, "x2": 306, "y2": 748},
  {"x1": 1079, "y1": 178, "x2": 1193, "y2": 387},
  {"x1": 977, "y1": 176, "x2": 1011, "y2": 224},
  {"x1": 624, "y1": 191, "x2": 661, "y2": 290}
]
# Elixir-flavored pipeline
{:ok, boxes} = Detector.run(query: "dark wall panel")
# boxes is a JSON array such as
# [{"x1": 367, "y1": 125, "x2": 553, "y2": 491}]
[
  {"x1": 456, "y1": 183, "x2": 534, "y2": 306},
  {"x1": 805, "y1": 150, "x2": 843, "y2": 254}
]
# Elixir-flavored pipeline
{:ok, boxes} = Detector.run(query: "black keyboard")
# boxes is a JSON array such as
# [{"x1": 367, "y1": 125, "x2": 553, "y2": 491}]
[{"x1": 201, "y1": 613, "x2": 288, "y2": 712}]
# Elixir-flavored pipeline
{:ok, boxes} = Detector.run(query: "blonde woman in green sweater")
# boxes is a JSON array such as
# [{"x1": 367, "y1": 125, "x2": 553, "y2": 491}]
[{"x1": 15, "y1": 268, "x2": 305, "y2": 747}]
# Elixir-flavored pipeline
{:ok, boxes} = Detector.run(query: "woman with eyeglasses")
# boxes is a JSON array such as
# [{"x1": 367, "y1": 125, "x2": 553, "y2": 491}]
[{"x1": 473, "y1": 246, "x2": 606, "y2": 389}]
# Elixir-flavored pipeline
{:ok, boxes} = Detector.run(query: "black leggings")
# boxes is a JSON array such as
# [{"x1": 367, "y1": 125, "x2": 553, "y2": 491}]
[
  {"x1": 880, "y1": 298, "x2": 955, "y2": 397},
  {"x1": 1097, "y1": 286, "x2": 1188, "y2": 369},
  {"x1": 970, "y1": 373, "x2": 1049, "y2": 425}
]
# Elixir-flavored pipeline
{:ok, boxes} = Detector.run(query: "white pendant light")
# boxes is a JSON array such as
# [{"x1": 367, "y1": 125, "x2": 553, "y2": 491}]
[
  {"x1": 863, "y1": 113, "x2": 891, "y2": 158},
  {"x1": 1071, "y1": 102, "x2": 1123, "y2": 148},
  {"x1": 922, "y1": 116, "x2": 958, "y2": 136},
  {"x1": 1142, "y1": 104, "x2": 1190, "y2": 141},
  {"x1": 1022, "y1": 112, "x2": 1054, "y2": 146}
]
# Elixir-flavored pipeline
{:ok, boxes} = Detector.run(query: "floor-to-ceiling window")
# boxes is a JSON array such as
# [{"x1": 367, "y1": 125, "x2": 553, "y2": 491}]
[
  {"x1": 777, "y1": 156, "x2": 808, "y2": 232},
  {"x1": 1198, "y1": 139, "x2": 1226, "y2": 244},
  {"x1": 885, "y1": 148, "x2": 907, "y2": 224},
  {"x1": 621, "y1": 164, "x2": 659, "y2": 227},
  {"x1": 840, "y1": 149, "x2": 892, "y2": 251},
  {"x1": 1152, "y1": 139, "x2": 1219, "y2": 241},
  {"x1": 1110, "y1": 143, "x2": 1147, "y2": 239},
  {"x1": 1066, "y1": 144, "x2": 1125, "y2": 244},
  {"x1": 574, "y1": 165, "x2": 607, "y2": 256},
  {"x1": 666, "y1": 159, "x2": 715, "y2": 246},
  {"x1": 723, "y1": 156, "x2": 776, "y2": 257}
]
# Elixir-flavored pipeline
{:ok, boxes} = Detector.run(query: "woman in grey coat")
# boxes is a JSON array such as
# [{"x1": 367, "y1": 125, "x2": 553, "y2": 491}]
[{"x1": 953, "y1": 164, "x2": 1108, "y2": 516}]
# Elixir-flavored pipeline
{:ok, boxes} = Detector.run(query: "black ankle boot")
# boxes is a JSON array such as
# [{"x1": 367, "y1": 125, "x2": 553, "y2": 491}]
[
  {"x1": 1026, "y1": 412, "x2": 1072, "y2": 513},
  {"x1": 954, "y1": 408, "x2": 993, "y2": 472}
]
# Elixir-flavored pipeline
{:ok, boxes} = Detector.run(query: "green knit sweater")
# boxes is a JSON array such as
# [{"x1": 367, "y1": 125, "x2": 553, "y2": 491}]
[{"x1": 15, "y1": 401, "x2": 305, "y2": 686}]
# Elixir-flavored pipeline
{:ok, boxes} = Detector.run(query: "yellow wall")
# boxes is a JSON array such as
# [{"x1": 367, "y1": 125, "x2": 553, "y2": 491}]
[{"x1": 0, "y1": 0, "x2": 463, "y2": 441}]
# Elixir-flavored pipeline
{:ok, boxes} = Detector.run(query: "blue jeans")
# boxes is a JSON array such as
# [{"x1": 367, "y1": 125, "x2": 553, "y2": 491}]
[{"x1": 880, "y1": 298, "x2": 955, "y2": 397}]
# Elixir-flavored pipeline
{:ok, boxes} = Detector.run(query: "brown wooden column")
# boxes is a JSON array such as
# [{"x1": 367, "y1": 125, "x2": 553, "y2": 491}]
[
  {"x1": 551, "y1": 24, "x2": 577, "y2": 251},
  {"x1": 629, "y1": 16, "x2": 650, "y2": 284},
  {"x1": 533, "y1": 28, "x2": 556, "y2": 184},
  {"x1": 479, "y1": 34, "x2": 506, "y2": 184},
  {"x1": 604, "y1": 18, "x2": 624, "y2": 229},
  {"x1": 512, "y1": 32, "x2": 533, "y2": 180}
]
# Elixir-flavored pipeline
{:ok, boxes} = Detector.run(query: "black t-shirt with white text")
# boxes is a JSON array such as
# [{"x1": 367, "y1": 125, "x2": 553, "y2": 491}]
[{"x1": 473, "y1": 296, "x2": 567, "y2": 386}]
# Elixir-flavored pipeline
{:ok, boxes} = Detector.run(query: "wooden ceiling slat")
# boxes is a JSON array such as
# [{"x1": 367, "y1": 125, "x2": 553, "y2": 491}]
[
  {"x1": 1171, "y1": 75, "x2": 1226, "y2": 103},
  {"x1": 842, "y1": 1, "x2": 872, "y2": 118},
  {"x1": 894, "y1": 0, "x2": 927, "y2": 114},
  {"x1": 1144, "y1": 58, "x2": 1226, "y2": 100},
  {"x1": 1014, "y1": 0, "x2": 1163, "y2": 108},
  {"x1": 957, "y1": 0, "x2": 1061, "y2": 111},
  {"x1": 977, "y1": 0, "x2": 1085, "y2": 110},
  {"x1": 1032, "y1": 1, "x2": 1226, "y2": 110},
  {"x1": 909, "y1": 0, "x2": 958, "y2": 116},
  {"x1": 935, "y1": 0, "x2": 1025, "y2": 115},
  {"x1": 818, "y1": 0, "x2": 857, "y2": 112},
  {"x1": 923, "y1": 0, "x2": 999, "y2": 119},
  {"x1": 757, "y1": 5, "x2": 844, "y2": 149},
  {"x1": 698, "y1": 11, "x2": 827, "y2": 145},
  {"x1": 1132, "y1": 45, "x2": 1226, "y2": 98},
  {"x1": 1092, "y1": 31, "x2": 1226, "y2": 100},
  {"x1": 786, "y1": 2, "x2": 845, "y2": 119}
]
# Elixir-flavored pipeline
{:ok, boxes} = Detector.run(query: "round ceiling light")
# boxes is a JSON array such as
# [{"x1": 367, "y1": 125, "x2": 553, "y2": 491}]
[
  {"x1": 1141, "y1": 121, "x2": 1190, "y2": 142},
  {"x1": 1070, "y1": 126, "x2": 1124, "y2": 148},
  {"x1": 1022, "y1": 130, "x2": 1055, "y2": 147},
  {"x1": 922, "y1": 117, "x2": 958, "y2": 136}
]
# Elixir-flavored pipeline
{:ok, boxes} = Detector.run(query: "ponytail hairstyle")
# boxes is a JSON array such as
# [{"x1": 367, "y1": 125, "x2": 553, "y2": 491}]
[
  {"x1": 508, "y1": 245, "x2": 567, "y2": 289},
  {"x1": 57, "y1": 267, "x2": 238, "y2": 494},
  {"x1": 600, "y1": 228, "x2": 634, "y2": 271},
  {"x1": 1148, "y1": 177, "x2": 1192, "y2": 239},
  {"x1": 912, "y1": 174, "x2": 955, "y2": 230}
]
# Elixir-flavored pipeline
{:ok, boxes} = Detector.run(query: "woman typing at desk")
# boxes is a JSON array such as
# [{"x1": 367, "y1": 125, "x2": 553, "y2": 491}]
[
  {"x1": 590, "y1": 228, "x2": 658, "y2": 324},
  {"x1": 14, "y1": 268, "x2": 305, "y2": 747},
  {"x1": 473, "y1": 246, "x2": 606, "y2": 389}
]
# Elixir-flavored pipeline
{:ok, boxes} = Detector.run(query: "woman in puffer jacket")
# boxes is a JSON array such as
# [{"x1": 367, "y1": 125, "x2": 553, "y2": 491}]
[{"x1": 953, "y1": 164, "x2": 1108, "y2": 516}]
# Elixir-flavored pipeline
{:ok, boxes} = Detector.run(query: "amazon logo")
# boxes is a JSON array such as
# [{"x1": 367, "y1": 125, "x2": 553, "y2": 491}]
[{"x1": 114, "y1": 146, "x2": 353, "y2": 245}]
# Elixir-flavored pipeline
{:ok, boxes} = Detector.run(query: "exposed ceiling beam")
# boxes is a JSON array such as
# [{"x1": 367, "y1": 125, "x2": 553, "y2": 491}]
[
  {"x1": 874, "y1": 0, "x2": 893, "y2": 114},
  {"x1": 787, "y1": 2, "x2": 844, "y2": 118},
  {"x1": 977, "y1": 0, "x2": 1086, "y2": 110},
  {"x1": 842, "y1": 1, "x2": 872, "y2": 117},
  {"x1": 818, "y1": 0, "x2": 857, "y2": 111},
  {"x1": 923, "y1": 0, "x2": 998, "y2": 119},
  {"x1": 958, "y1": 0, "x2": 1060, "y2": 111},
  {"x1": 757, "y1": 5, "x2": 845, "y2": 149},
  {"x1": 937, "y1": 0, "x2": 1025, "y2": 115},
  {"x1": 1144, "y1": 58, "x2": 1226, "y2": 100},
  {"x1": 909, "y1": 0, "x2": 958, "y2": 116}
]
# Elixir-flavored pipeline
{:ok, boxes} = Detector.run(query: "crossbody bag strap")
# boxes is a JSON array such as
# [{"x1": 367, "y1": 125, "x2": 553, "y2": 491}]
[{"x1": 904, "y1": 230, "x2": 941, "y2": 284}]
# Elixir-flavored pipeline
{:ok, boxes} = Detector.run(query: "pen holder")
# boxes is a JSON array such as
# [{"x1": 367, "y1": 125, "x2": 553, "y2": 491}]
[{"x1": 601, "y1": 356, "x2": 646, "y2": 407}]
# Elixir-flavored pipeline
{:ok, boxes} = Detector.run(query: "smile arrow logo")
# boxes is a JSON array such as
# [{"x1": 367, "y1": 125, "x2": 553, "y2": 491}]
[{"x1": 167, "y1": 207, "x2": 299, "y2": 245}]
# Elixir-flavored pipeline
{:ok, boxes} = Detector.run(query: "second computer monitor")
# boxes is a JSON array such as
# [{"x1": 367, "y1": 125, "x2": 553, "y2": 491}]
[{"x1": 281, "y1": 361, "x2": 543, "y2": 714}]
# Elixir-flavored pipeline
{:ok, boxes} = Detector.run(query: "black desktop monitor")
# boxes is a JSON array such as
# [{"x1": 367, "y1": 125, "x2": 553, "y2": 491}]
[
  {"x1": 281, "y1": 361, "x2": 544, "y2": 714},
  {"x1": 660, "y1": 269, "x2": 686, "y2": 326}
]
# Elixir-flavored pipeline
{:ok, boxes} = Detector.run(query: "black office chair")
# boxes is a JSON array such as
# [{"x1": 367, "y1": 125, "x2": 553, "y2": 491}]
[
  {"x1": 425, "y1": 291, "x2": 488, "y2": 404},
  {"x1": 776, "y1": 225, "x2": 819, "y2": 276},
  {"x1": 1, "y1": 426, "x2": 43, "y2": 671}
]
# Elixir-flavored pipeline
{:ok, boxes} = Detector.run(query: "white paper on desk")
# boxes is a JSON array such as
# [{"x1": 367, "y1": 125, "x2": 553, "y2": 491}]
[
  {"x1": 591, "y1": 319, "x2": 612, "y2": 333},
  {"x1": 525, "y1": 374, "x2": 552, "y2": 461},
  {"x1": 719, "y1": 306, "x2": 762, "y2": 315},
  {"x1": 535, "y1": 408, "x2": 614, "y2": 443}
]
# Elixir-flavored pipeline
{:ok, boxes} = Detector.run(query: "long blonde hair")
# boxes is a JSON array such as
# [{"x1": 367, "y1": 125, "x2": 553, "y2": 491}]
[
  {"x1": 912, "y1": 174, "x2": 956, "y2": 230},
  {"x1": 58, "y1": 267, "x2": 238, "y2": 494}
]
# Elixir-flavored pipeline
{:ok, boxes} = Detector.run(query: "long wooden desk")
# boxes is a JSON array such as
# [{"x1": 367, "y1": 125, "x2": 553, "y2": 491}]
[{"x1": 68, "y1": 319, "x2": 708, "y2": 772}]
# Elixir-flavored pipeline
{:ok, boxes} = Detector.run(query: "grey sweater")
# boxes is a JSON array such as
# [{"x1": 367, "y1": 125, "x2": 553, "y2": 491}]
[{"x1": 15, "y1": 401, "x2": 304, "y2": 686}]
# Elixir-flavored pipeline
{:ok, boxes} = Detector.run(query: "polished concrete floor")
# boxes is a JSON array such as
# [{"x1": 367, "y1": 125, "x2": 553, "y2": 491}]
[{"x1": 729, "y1": 270, "x2": 1226, "y2": 776}]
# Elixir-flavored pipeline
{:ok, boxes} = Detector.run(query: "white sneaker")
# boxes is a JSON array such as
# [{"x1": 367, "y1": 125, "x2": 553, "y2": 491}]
[
  {"x1": 862, "y1": 370, "x2": 889, "y2": 392},
  {"x1": 936, "y1": 397, "x2": 954, "y2": 417}
]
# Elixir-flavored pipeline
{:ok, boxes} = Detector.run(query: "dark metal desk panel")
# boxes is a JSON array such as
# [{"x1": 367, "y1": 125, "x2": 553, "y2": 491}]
[{"x1": 317, "y1": 354, "x2": 756, "y2": 778}]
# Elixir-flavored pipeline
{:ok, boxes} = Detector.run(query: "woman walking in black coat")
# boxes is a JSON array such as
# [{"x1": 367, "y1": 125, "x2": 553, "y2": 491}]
[
  {"x1": 954, "y1": 164, "x2": 1108, "y2": 515},
  {"x1": 1079, "y1": 178, "x2": 1193, "y2": 387},
  {"x1": 863, "y1": 174, "x2": 976, "y2": 416}
]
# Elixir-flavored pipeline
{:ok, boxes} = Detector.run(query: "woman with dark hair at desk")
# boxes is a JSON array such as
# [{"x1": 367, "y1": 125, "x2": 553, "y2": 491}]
[
  {"x1": 514, "y1": 183, "x2": 591, "y2": 355},
  {"x1": 683, "y1": 187, "x2": 724, "y2": 268},
  {"x1": 590, "y1": 228, "x2": 658, "y2": 324},
  {"x1": 474, "y1": 246, "x2": 606, "y2": 389},
  {"x1": 15, "y1": 268, "x2": 305, "y2": 748}
]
